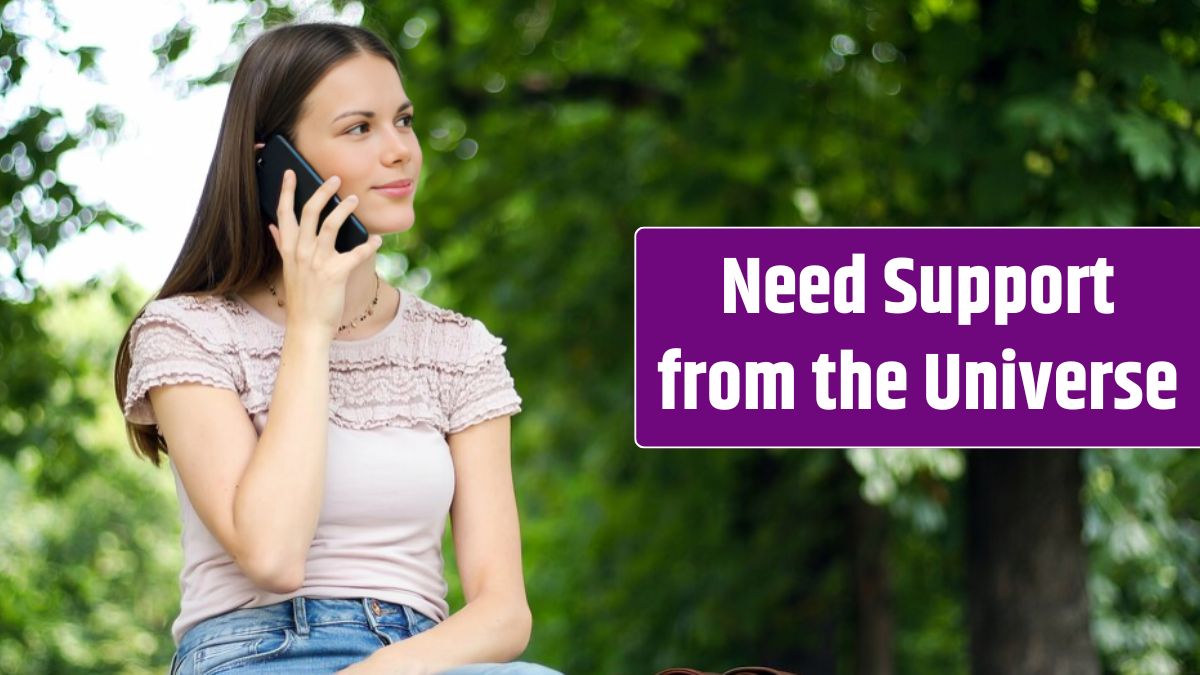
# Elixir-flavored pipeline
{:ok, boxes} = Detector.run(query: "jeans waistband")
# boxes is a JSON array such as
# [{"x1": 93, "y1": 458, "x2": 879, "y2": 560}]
[{"x1": 178, "y1": 597, "x2": 424, "y2": 655}]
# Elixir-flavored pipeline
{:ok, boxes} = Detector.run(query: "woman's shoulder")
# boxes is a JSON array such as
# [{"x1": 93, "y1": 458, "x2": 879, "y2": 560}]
[
  {"x1": 139, "y1": 291, "x2": 237, "y2": 316},
  {"x1": 134, "y1": 292, "x2": 242, "y2": 351},
  {"x1": 399, "y1": 293, "x2": 521, "y2": 432},
  {"x1": 400, "y1": 292, "x2": 508, "y2": 366},
  {"x1": 401, "y1": 291, "x2": 475, "y2": 330}
]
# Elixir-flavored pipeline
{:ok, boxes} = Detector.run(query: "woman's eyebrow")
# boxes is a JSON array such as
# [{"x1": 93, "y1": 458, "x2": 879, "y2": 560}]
[{"x1": 331, "y1": 101, "x2": 413, "y2": 124}]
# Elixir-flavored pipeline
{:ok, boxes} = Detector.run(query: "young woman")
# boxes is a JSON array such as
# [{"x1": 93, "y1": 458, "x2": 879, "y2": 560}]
[{"x1": 113, "y1": 21, "x2": 562, "y2": 675}]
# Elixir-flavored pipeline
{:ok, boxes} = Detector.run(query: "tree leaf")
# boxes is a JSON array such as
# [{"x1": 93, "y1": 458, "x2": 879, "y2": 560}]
[
  {"x1": 1179, "y1": 135, "x2": 1200, "y2": 193},
  {"x1": 1112, "y1": 112, "x2": 1175, "y2": 180}
]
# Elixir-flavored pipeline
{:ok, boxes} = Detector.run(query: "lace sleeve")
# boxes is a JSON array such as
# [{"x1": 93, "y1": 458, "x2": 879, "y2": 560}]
[
  {"x1": 123, "y1": 302, "x2": 240, "y2": 426},
  {"x1": 442, "y1": 318, "x2": 522, "y2": 434}
]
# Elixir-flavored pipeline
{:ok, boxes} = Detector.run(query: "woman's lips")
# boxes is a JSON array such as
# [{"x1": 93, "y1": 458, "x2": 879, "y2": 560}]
[{"x1": 372, "y1": 180, "x2": 414, "y2": 197}]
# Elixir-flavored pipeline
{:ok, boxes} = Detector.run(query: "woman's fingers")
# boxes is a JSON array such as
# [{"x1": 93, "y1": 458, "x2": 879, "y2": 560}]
[
  {"x1": 331, "y1": 231, "x2": 383, "y2": 278},
  {"x1": 272, "y1": 169, "x2": 379, "y2": 284},
  {"x1": 275, "y1": 169, "x2": 296, "y2": 250},
  {"x1": 298, "y1": 175, "x2": 342, "y2": 250},
  {"x1": 315, "y1": 193, "x2": 359, "y2": 249},
  {"x1": 352, "y1": 232, "x2": 384, "y2": 264}
]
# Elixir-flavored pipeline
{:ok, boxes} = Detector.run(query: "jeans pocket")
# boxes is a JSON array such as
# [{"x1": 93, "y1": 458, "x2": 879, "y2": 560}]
[{"x1": 192, "y1": 629, "x2": 293, "y2": 675}]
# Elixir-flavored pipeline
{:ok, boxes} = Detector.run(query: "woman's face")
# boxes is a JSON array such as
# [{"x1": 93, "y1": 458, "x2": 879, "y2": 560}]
[{"x1": 292, "y1": 53, "x2": 422, "y2": 235}]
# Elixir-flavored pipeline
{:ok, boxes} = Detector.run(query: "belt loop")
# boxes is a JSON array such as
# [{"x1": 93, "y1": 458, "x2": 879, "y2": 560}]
[
  {"x1": 362, "y1": 598, "x2": 381, "y2": 629},
  {"x1": 292, "y1": 597, "x2": 310, "y2": 636},
  {"x1": 401, "y1": 604, "x2": 420, "y2": 632}
]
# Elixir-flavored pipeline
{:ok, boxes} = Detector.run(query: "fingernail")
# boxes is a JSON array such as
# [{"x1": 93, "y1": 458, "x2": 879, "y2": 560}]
[
  {"x1": 348, "y1": 194, "x2": 358, "y2": 202},
  {"x1": 330, "y1": 175, "x2": 341, "y2": 184}
]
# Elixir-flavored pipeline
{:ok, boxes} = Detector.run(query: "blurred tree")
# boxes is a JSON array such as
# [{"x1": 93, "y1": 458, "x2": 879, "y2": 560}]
[
  {"x1": 327, "y1": 0, "x2": 1197, "y2": 672},
  {"x1": 0, "y1": 0, "x2": 128, "y2": 485},
  {"x1": 967, "y1": 450, "x2": 1099, "y2": 674},
  {"x1": 1084, "y1": 448, "x2": 1200, "y2": 674},
  {"x1": 0, "y1": 0, "x2": 181, "y2": 671}
]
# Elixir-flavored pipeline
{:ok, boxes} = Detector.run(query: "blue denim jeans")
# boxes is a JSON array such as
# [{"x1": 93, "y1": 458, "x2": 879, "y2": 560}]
[{"x1": 169, "y1": 596, "x2": 563, "y2": 674}]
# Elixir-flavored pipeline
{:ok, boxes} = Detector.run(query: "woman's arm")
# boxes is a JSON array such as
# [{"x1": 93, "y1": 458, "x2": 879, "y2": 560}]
[
  {"x1": 233, "y1": 324, "x2": 334, "y2": 587},
  {"x1": 150, "y1": 322, "x2": 333, "y2": 592},
  {"x1": 343, "y1": 414, "x2": 532, "y2": 673}
]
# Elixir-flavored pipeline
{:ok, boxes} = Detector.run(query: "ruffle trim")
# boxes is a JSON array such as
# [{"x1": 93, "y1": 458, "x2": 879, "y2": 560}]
[
  {"x1": 447, "y1": 397, "x2": 524, "y2": 435},
  {"x1": 124, "y1": 368, "x2": 238, "y2": 426},
  {"x1": 124, "y1": 291, "x2": 521, "y2": 433}
]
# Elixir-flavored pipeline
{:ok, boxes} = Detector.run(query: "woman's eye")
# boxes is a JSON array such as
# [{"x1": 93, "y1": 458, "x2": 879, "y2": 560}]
[{"x1": 348, "y1": 115, "x2": 415, "y2": 135}]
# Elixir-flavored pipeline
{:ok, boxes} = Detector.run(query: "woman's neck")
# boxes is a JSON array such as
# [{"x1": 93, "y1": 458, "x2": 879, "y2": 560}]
[{"x1": 259, "y1": 260, "x2": 393, "y2": 336}]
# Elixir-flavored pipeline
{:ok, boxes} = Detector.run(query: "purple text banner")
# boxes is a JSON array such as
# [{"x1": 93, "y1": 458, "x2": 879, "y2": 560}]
[{"x1": 634, "y1": 227, "x2": 1198, "y2": 448}]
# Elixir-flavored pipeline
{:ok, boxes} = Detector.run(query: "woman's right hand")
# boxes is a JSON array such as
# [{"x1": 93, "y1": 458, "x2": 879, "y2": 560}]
[{"x1": 265, "y1": 166, "x2": 383, "y2": 339}]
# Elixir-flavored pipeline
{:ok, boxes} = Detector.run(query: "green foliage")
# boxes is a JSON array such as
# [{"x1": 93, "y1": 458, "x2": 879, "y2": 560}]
[
  {"x1": 1085, "y1": 449, "x2": 1200, "y2": 675},
  {"x1": 0, "y1": 274, "x2": 181, "y2": 673},
  {"x1": 1112, "y1": 112, "x2": 1175, "y2": 181},
  {"x1": 4, "y1": 0, "x2": 1200, "y2": 673}
]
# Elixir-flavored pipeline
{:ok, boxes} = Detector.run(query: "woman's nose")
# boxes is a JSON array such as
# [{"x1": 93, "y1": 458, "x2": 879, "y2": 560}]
[{"x1": 382, "y1": 127, "x2": 413, "y2": 162}]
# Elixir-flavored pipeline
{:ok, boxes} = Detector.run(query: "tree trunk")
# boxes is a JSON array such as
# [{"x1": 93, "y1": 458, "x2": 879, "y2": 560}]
[
  {"x1": 853, "y1": 492, "x2": 894, "y2": 675},
  {"x1": 966, "y1": 449, "x2": 1100, "y2": 675}
]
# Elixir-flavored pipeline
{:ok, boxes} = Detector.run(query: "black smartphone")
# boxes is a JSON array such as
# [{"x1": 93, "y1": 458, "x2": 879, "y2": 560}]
[{"x1": 255, "y1": 133, "x2": 370, "y2": 254}]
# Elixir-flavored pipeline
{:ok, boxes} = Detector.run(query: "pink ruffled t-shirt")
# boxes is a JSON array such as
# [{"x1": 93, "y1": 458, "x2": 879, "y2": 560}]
[{"x1": 121, "y1": 286, "x2": 522, "y2": 646}]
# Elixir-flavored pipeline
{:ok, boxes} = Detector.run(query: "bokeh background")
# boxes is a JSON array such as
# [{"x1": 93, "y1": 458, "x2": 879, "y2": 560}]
[{"x1": 2, "y1": 0, "x2": 1199, "y2": 673}]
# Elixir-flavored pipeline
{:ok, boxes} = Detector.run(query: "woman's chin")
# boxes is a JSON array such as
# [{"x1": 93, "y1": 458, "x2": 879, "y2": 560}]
[{"x1": 362, "y1": 211, "x2": 415, "y2": 234}]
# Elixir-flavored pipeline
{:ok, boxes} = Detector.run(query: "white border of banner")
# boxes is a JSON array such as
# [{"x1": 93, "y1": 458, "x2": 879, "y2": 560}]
[{"x1": 633, "y1": 226, "x2": 1198, "y2": 450}]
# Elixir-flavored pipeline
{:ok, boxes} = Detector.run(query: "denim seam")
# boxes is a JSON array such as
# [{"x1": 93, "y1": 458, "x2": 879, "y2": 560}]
[
  {"x1": 189, "y1": 616, "x2": 395, "y2": 643},
  {"x1": 186, "y1": 626, "x2": 287, "y2": 644},
  {"x1": 202, "y1": 629, "x2": 294, "y2": 675}
]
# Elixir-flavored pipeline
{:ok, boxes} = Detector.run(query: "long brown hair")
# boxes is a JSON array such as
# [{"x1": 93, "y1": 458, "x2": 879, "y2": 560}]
[{"x1": 114, "y1": 20, "x2": 404, "y2": 466}]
